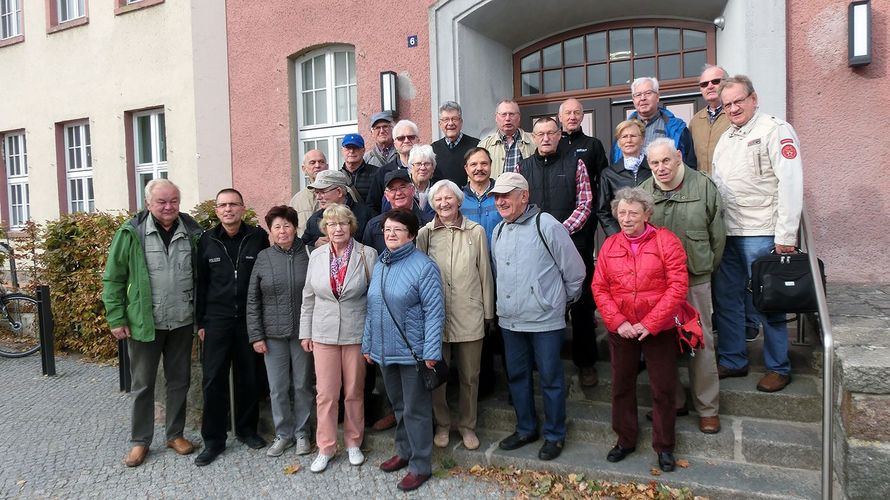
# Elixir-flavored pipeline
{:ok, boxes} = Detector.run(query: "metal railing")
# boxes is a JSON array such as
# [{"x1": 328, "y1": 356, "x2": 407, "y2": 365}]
[{"x1": 799, "y1": 203, "x2": 834, "y2": 500}]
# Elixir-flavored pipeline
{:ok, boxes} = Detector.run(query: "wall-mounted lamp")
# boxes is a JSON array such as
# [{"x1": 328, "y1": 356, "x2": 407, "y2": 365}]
[
  {"x1": 848, "y1": 0, "x2": 871, "y2": 66},
  {"x1": 380, "y1": 71, "x2": 398, "y2": 117}
]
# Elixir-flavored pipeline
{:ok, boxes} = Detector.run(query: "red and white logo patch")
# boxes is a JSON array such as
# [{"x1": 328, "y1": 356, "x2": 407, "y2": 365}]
[{"x1": 781, "y1": 144, "x2": 797, "y2": 159}]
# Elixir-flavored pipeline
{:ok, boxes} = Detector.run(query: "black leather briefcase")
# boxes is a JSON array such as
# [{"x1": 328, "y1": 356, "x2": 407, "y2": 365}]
[{"x1": 748, "y1": 250, "x2": 826, "y2": 314}]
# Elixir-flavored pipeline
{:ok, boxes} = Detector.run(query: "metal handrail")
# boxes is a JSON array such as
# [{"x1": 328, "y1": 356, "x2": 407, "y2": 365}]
[{"x1": 799, "y1": 202, "x2": 833, "y2": 500}]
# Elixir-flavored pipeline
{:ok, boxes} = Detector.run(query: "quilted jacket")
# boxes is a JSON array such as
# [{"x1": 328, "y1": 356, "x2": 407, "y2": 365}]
[
  {"x1": 362, "y1": 242, "x2": 444, "y2": 366},
  {"x1": 246, "y1": 242, "x2": 310, "y2": 343},
  {"x1": 592, "y1": 224, "x2": 689, "y2": 335}
]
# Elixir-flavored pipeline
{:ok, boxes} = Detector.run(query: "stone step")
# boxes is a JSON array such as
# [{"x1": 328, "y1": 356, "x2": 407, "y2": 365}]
[
  {"x1": 362, "y1": 429, "x2": 821, "y2": 500},
  {"x1": 473, "y1": 395, "x2": 822, "y2": 470}
]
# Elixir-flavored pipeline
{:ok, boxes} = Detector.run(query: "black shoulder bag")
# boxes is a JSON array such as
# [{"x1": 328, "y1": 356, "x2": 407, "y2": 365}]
[{"x1": 748, "y1": 248, "x2": 826, "y2": 315}]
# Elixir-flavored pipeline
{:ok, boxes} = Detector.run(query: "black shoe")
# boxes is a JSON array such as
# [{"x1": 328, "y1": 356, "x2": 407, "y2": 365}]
[
  {"x1": 717, "y1": 364, "x2": 749, "y2": 379},
  {"x1": 745, "y1": 326, "x2": 760, "y2": 342},
  {"x1": 498, "y1": 431, "x2": 539, "y2": 451},
  {"x1": 645, "y1": 408, "x2": 689, "y2": 421},
  {"x1": 237, "y1": 434, "x2": 267, "y2": 450},
  {"x1": 538, "y1": 440, "x2": 564, "y2": 461},
  {"x1": 606, "y1": 445, "x2": 635, "y2": 463},
  {"x1": 658, "y1": 451, "x2": 675, "y2": 472},
  {"x1": 194, "y1": 447, "x2": 223, "y2": 466}
]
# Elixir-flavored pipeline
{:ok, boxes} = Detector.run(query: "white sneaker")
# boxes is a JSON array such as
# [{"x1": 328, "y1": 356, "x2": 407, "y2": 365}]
[
  {"x1": 266, "y1": 436, "x2": 294, "y2": 457},
  {"x1": 295, "y1": 435, "x2": 313, "y2": 455},
  {"x1": 310, "y1": 453, "x2": 333, "y2": 473},
  {"x1": 346, "y1": 447, "x2": 365, "y2": 466}
]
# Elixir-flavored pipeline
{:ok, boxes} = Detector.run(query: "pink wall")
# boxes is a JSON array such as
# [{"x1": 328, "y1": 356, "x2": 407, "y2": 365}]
[
  {"x1": 787, "y1": 0, "x2": 890, "y2": 283},
  {"x1": 226, "y1": 1, "x2": 433, "y2": 220}
]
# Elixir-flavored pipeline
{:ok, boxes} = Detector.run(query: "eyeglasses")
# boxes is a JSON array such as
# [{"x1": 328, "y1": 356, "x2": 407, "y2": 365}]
[
  {"x1": 216, "y1": 202, "x2": 243, "y2": 209},
  {"x1": 325, "y1": 221, "x2": 349, "y2": 228},
  {"x1": 314, "y1": 187, "x2": 341, "y2": 196},
  {"x1": 372, "y1": 124, "x2": 392, "y2": 131},
  {"x1": 631, "y1": 90, "x2": 657, "y2": 99},
  {"x1": 385, "y1": 184, "x2": 413, "y2": 193},
  {"x1": 723, "y1": 93, "x2": 752, "y2": 110},
  {"x1": 412, "y1": 161, "x2": 433, "y2": 168},
  {"x1": 382, "y1": 227, "x2": 408, "y2": 235},
  {"x1": 395, "y1": 134, "x2": 418, "y2": 142},
  {"x1": 439, "y1": 117, "x2": 461, "y2": 124},
  {"x1": 699, "y1": 78, "x2": 722, "y2": 88},
  {"x1": 496, "y1": 111, "x2": 519, "y2": 118},
  {"x1": 533, "y1": 131, "x2": 561, "y2": 138}
]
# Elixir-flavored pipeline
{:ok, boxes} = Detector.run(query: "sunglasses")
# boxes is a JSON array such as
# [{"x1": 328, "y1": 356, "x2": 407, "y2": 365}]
[
  {"x1": 395, "y1": 134, "x2": 418, "y2": 142},
  {"x1": 699, "y1": 78, "x2": 722, "y2": 88}
]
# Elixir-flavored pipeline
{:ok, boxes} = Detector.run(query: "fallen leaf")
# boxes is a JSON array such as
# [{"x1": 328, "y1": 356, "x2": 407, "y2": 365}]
[
  {"x1": 676, "y1": 459, "x2": 690, "y2": 468},
  {"x1": 650, "y1": 467, "x2": 662, "y2": 476},
  {"x1": 469, "y1": 464, "x2": 484, "y2": 474},
  {"x1": 16, "y1": 480, "x2": 26, "y2": 489},
  {"x1": 283, "y1": 463, "x2": 301, "y2": 475}
]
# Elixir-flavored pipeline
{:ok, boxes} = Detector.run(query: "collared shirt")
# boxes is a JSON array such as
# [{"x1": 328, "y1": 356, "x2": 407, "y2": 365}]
[
  {"x1": 642, "y1": 112, "x2": 667, "y2": 152},
  {"x1": 707, "y1": 105, "x2": 723, "y2": 124},
  {"x1": 151, "y1": 215, "x2": 180, "y2": 249},
  {"x1": 445, "y1": 133, "x2": 464, "y2": 149},
  {"x1": 500, "y1": 130, "x2": 523, "y2": 173},
  {"x1": 515, "y1": 157, "x2": 593, "y2": 235}
]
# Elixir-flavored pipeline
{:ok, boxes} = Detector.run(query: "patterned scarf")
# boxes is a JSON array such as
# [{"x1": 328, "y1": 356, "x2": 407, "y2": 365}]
[{"x1": 329, "y1": 239, "x2": 354, "y2": 299}]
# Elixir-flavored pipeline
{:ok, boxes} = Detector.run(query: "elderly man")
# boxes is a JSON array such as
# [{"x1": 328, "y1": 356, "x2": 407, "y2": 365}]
[
  {"x1": 194, "y1": 189, "x2": 270, "y2": 465},
  {"x1": 363, "y1": 169, "x2": 434, "y2": 254},
  {"x1": 290, "y1": 149, "x2": 327, "y2": 238},
  {"x1": 611, "y1": 77, "x2": 696, "y2": 168},
  {"x1": 363, "y1": 111, "x2": 398, "y2": 168},
  {"x1": 711, "y1": 75, "x2": 804, "y2": 393},
  {"x1": 558, "y1": 98, "x2": 609, "y2": 184},
  {"x1": 366, "y1": 119, "x2": 423, "y2": 213},
  {"x1": 690, "y1": 65, "x2": 730, "y2": 176},
  {"x1": 301, "y1": 169, "x2": 374, "y2": 248},
  {"x1": 517, "y1": 117, "x2": 598, "y2": 386},
  {"x1": 340, "y1": 133, "x2": 379, "y2": 204},
  {"x1": 640, "y1": 138, "x2": 725, "y2": 433},
  {"x1": 478, "y1": 100, "x2": 535, "y2": 177},
  {"x1": 431, "y1": 101, "x2": 480, "y2": 186},
  {"x1": 102, "y1": 179, "x2": 204, "y2": 467},
  {"x1": 491, "y1": 172, "x2": 585, "y2": 461},
  {"x1": 460, "y1": 147, "x2": 502, "y2": 243}
]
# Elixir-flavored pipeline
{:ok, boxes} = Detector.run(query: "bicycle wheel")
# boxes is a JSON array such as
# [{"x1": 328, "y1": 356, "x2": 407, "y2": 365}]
[{"x1": 0, "y1": 293, "x2": 41, "y2": 358}]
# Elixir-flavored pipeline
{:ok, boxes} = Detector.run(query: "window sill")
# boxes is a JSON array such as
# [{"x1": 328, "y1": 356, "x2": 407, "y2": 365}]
[
  {"x1": 115, "y1": 0, "x2": 165, "y2": 16},
  {"x1": 0, "y1": 34, "x2": 24, "y2": 48},
  {"x1": 47, "y1": 17, "x2": 89, "y2": 35}
]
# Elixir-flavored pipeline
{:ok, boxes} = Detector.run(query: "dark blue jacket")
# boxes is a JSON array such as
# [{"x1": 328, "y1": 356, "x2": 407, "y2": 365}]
[{"x1": 611, "y1": 107, "x2": 697, "y2": 169}]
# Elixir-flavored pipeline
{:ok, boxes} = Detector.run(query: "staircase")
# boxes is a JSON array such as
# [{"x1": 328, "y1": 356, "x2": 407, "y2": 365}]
[{"x1": 365, "y1": 327, "x2": 824, "y2": 499}]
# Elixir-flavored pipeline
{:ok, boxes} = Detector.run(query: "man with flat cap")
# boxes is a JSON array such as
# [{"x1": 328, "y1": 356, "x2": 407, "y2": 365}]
[
  {"x1": 364, "y1": 111, "x2": 398, "y2": 168},
  {"x1": 362, "y1": 169, "x2": 434, "y2": 255},
  {"x1": 302, "y1": 169, "x2": 374, "y2": 249}
]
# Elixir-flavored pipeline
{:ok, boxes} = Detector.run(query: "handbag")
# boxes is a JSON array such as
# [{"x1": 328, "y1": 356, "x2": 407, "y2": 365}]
[
  {"x1": 380, "y1": 269, "x2": 448, "y2": 391},
  {"x1": 674, "y1": 302, "x2": 704, "y2": 356},
  {"x1": 748, "y1": 248, "x2": 826, "y2": 314}
]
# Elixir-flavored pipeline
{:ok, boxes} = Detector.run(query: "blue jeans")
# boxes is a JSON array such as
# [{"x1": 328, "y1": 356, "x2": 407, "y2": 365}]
[
  {"x1": 713, "y1": 236, "x2": 790, "y2": 375},
  {"x1": 501, "y1": 328, "x2": 566, "y2": 442}
]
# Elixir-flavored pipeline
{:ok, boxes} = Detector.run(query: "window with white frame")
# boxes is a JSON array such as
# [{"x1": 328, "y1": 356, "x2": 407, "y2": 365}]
[
  {"x1": 64, "y1": 122, "x2": 94, "y2": 213},
  {"x1": 0, "y1": 0, "x2": 21, "y2": 39},
  {"x1": 295, "y1": 46, "x2": 357, "y2": 189},
  {"x1": 133, "y1": 109, "x2": 167, "y2": 210},
  {"x1": 57, "y1": 0, "x2": 85, "y2": 24},
  {"x1": 3, "y1": 132, "x2": 28, "y2": 228}
]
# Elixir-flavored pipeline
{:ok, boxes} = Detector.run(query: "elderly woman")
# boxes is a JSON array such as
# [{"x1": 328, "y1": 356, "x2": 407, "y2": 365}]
[
  {"x1": 416, "y1": 180, "x2": 494, "y2": 451},
  {"x1": 597, "y1": 119, "x2": 651, "y2": 236},
  {"x1": 246, "y1": 206, "x2": 313, "y2": 458},
  {"x1": 300, "y1": 204, "x2": 378, "y2": 473},
  {"x1": 362, "y1": 209, "x2": 444, "y2": 492},
  {"x1": 592, "y1": 187, "x2": 689, "y2": 473}
]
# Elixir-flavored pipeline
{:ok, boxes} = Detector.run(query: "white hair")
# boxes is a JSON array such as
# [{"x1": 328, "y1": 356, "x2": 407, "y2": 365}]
[
  {"x1": 144, "y1": 178, "x2": 180, "y2": 203},
  {"x1": 645, "y1": 137, "x2": 678, "y2": 158},
  {"x1": 631, "y1": 77, "x2": 659, "y2": 94},
  {"x1": 407, "y1": 144, "x2": 437, "y2": 168},
  {"x1": 393, "y1": 119, "x2": 419, "y2": 138},
  {"x1": 429, "y1": 179, "x2": 464, "y2": 205}
]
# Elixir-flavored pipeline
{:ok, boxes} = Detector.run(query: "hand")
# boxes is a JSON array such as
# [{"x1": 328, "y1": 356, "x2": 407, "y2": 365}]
[
  {"x1": 111, "y1": 326, "x2": 130, "y2": 340},
  {"x1": 197, "y1": 328, "x2": 205, "y2": 341},
  {"x1": 633, "y1": 322, "x2": 651, "y2": 341},
  {"x1": 252, "y1": 340, "x2": 267, "y2": 354},
  {"x1": 363, "y1": 353, "x2": 374, "y2": 365},
  {"x1": 424, "y1": 359, "x2": 438, "y2": 369},
  {"x1": 616, "y1": 321, "x2": 637, "y2": 339},
  {"x1": 316, "y1": 237, "x2": 330, "y2": 246},
  {"x1": 775, "y1": 244, "x2": 797, "y2": 255},
  {"x1": 301, "y1": 339, "x2": 313, "y2": 352},
  {"x1": 484, "y1": 319, "x2": 497, "y2": 334}
]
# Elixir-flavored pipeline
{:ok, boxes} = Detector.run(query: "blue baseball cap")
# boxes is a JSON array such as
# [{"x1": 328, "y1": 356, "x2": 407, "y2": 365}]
[{"x1": 342, "y1": 133, "x2": 365, "y2": 148}]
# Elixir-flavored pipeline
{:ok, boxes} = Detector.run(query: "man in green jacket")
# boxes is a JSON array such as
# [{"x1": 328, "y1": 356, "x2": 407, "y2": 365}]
[
  {"x1": 641, "y1": 138, "x2": 726, "y2": 434},
  {"x1": 102, "y1": 179, "x2": 204, "y2": 467}
]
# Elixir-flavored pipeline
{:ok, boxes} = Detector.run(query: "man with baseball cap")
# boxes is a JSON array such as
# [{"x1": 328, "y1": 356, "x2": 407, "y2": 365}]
[
  {"x1": 301, "y1": 169, "x2": 374, "y2": 249},
  {"x1": 340, "y1": 133, "x2": 379, "y2": 204},
  {"x1": 362, "y1": 169, "x2": 433, "y2": 255},
  {"x1": 363, "y1": 111, "x2": 398, "y2": 168},
  {"x1": 489, "y1": 172, "x2": 585, "y2": 462}
]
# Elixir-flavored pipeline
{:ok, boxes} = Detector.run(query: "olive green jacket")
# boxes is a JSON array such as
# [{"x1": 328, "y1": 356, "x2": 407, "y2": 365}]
[{"x1": 641, "y1": 166, "x2": 726, "y2": 286}]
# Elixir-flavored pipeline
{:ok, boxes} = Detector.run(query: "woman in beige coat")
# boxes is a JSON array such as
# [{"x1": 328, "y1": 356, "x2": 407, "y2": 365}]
[
  {"x1": 417, "y1": 180, "x2": 495, "y2": 450},
  {"x1": 299, "y1": 204, "x2": 378, "y2": 473}
]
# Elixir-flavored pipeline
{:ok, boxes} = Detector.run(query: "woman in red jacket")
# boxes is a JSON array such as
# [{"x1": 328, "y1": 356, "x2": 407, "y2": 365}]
[{"x1": 592, "y1": 187, "x2": 689, "y2": 472}]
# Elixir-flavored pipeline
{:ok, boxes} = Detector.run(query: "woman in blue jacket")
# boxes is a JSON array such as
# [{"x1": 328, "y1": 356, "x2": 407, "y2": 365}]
[{"x1": 362, "y1": 209, "x2": 444, "y2": 492}]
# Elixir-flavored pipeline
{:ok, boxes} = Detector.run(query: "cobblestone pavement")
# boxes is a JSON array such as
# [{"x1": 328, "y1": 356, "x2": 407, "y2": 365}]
[{"x1": 0, "y1": 355, "x2": 506, "y2": 499}]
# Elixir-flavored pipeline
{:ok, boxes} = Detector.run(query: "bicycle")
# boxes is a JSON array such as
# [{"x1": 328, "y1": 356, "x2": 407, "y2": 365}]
[{"x1": 0, "y1": 241, "x2": 41, "y2": 358}]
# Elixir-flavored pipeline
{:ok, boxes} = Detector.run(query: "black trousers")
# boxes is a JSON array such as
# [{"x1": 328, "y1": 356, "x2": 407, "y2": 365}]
[
  {"x1": 200, "y1": 319, "x2": 260, "y2": 450},
  {"x1": 571, "y1": 246, "x2": 599, "y2": 368}
]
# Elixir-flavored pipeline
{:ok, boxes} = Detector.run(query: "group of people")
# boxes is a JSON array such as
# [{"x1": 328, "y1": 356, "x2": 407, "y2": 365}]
[{"x1": 101, "y1": 63, "x2": 804, "y2": 489}]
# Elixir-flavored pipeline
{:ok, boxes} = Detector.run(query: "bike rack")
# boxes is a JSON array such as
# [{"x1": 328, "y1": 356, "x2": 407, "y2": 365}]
[{"x1": 36, "y1": 285, "x2": 56, "y2": 376}]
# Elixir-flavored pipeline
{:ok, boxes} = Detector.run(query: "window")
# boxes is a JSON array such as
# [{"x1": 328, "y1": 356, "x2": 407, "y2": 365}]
[
  {"x1": 0, "y1": 0, "x2": 21, "y2": 40},
  {"x1": 57, "y1": 0, "x2": 86, "y2": 23},
  {"x1": 133, "y1": 109, "x2": 167, "y2": 210},
  {"x1": 3, "y1": 132, "x2": 28, "y2": 228},
  {"x1": 294, "y1": 46, "x2": 357, "y2": 189},
  {"x1": 64, "y1": 122, "x2": 94, "y2": 213}
]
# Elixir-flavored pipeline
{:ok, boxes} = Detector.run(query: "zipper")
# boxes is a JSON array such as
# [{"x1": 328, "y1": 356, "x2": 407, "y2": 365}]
[{"x1": 210, "y1": 230, "x2": 255, "y2": 315}]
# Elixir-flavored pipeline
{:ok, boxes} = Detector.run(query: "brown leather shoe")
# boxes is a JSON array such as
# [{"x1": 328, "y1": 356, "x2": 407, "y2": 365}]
[
  {"x1": 372, "y1": 412, "x2": 397, "y2": 431},
  {"x1": 124, "y1": 445, "x2": 148, "y2": 467},
  {"x1": 756, "y1": 372, "x2": 791, "y2": 392},
  {"x1": 699, "y1": 415, "x2": 721, "y2": 434},
  {"x1": 579, "y1": 367, "x2": 598, "y2": 387},
  {"x1": 398, "y1": 472, "x2": 432, "y2": 491},
  {"x1": 166, "y1": 437, "x2": 195, "y2": 455},
  {"x1": 717, "y1": 364, "x2": 749, "y2": 379},
  {"x1": 380, "y1": 454, "x2": 409, "y2": 473}
]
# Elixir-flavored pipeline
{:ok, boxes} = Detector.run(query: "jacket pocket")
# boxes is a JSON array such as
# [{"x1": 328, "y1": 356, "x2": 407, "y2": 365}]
[
  {"x1": 684, "y1": 230, "x2": 714, "y2": 276},
  {"x1": 735, "y1": 195, "x2": 775, "y2": 229}
]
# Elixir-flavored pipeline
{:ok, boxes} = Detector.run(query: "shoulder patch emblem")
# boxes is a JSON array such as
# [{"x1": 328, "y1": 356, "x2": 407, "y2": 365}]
[
  {"x1": 781, "y1": 144, "x2": 798, "y2": 159},
  {"x1": 780, "y1": 138, "x2": 794, "y2": 145}
]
